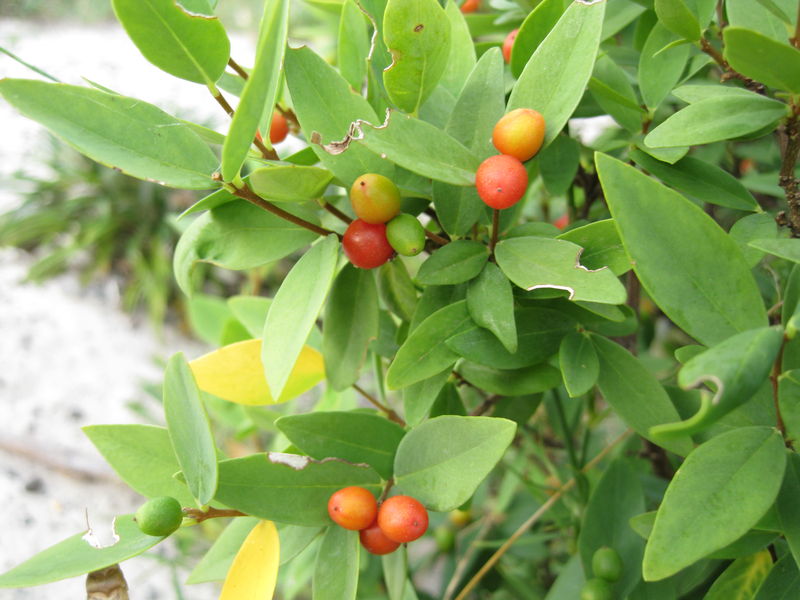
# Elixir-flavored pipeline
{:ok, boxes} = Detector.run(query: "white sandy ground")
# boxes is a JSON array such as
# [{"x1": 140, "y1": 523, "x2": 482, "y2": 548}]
[{"x1": 0, "y1": 17, "x2": 614, "y2": 598}]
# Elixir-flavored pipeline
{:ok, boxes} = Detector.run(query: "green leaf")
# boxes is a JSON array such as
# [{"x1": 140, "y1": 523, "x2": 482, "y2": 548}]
[
  {"x1": 638, "y1": 23, "x2": 691, "y2": 110},
  {"x1": 394, "y1": 415, "x2": 516, "y2": 511},
  {"x1": 601, "y1": 0, "x2": 647, "y2": 40},
  {"x1": 378, "y1": 260, "x2": 418, "y2": 322},
  {"x1": 776, "y1": 452, "x2": 800, "y2": 568},
  {"x1": 508, "y1": 0, "x2": 606, "y2": 146},
  {"x1": 188, "y1": 294, "x2": 236, "y2": 346},
  {"x1": 221, "y1": 0, "x2": 289, "y2": 180},
  {"x1": 456, "y1": 361, "x2": 563, "y2": 396},
  {"x1": 703, "y1": 551, "x2": 773, "y2": 600},
  {"x1": 590, "y1": 54, "x2": 645, "y2": 133},
  {"x1": 280, "y1": 525, "x2": 325, "y2": 565},
  {"x1": 313, "y1": 527, "x2": 360, "y2": 600},
  {"x1": 213, "y1": 453, "x2": 382, "y2": 526},
  {"x1": 415, "y1": 240, "x2": 488, "y2": 285},
  {"x1": 559, "y1": 331, "x2": 599, "y2": 398},
  {"x1": 173, "y1": 201, "x2": 318, "y2": 296},
  {"x1": 645, "y1": 93, "x2": 788, "y2": 148},
  {"x1": 730, "y1": 214, "x2": 779, "y2": 267},
  {"x1": 386, "y1": 300, "x2": 474, "y2": 389},
  {"x1": 439, "y1": 0, "x2": 476, "y2": 96},
  {"x1": 228, "y1": 295, "x2": 273, "y2": 338},
  {"x1": 595, "y1": 153, "x2": 768, "y2": 346},
  {"x1": 355, "y1": 112, "x2": 481, "y2": 185},
  {"x1": 654, "y1": 0, "x2": 700, "y2": 41},
  {"x1": 467, "y1": 262, "x2": 517, "y2": 353},
  {"x1": 0, "y1": 79, "x2": 219, "y2": 189},
  {"x1": 749, "y1": 238, "x2": 800, "y2": 263},
  {"x1": 727, "y1": 0, "x2": 795, "y2": 42},
  {"x1": 539, "y1": 134, "x2": 581, "y2": 196},
  {"x1": 403, "y1": 370, "x2": 451, "y2": 427},
  {"x1": 322, "y1": 264, "x2": 379, "y2": 390},
  {"x1": 724, "y1": 27, "x2": 800, "y2": 94},
  {"x1": 510, "y1": 0, "x2": 565, "y2": 79},
  {"x1": 285, "y1": 46, "x2": 392, "y2": 187},
  {"x1": 642, "y1": 427, "x2": 786, "y2": 581},
  {"x1": 112, "y1": 0, "x2": 229, "y2": 85},
  {"x1": 382, "y1": 547, "x2": 408, "y2": 600},
  {"x1": 556, "y1": 219, "x2": 631, "y2": 276},
  {"x1": 753, "y1": 552, "x2": 800, "y2": 600},
  {"x1": 433, "y1": 48, "x2": 504, "y2": 235},
  {"x1": 186, "y1": 517, "x2": 259, "y2": 583},
  {"x1": 338, "y1": 0, "x2": 370, "y2": 90},
  {"x1": 495, "y1": 237, "x2": 627, "y2": 305},
  {"x1": 447, "y1": 307, "x2": 575, "y2": 369},
  {"x1": 630, "y1": 149, "x2": 759, "y2": 212},
  {"x1": 591, "y1": 335, "x2": 694, "y2": 456},
  {"x1": 0, "y1": 515, "x2": 165, "y2": 588},
  {"x1": 276, "y1": 411, "x2": 405, "y2": 480},
  {"x1": 249, "y1": 166, "x2": 333, "y2": 202},
  {"x1": 382, "y1": 0, "x2": 451, "y2": 114},
  {"x1": 163, "y1": 353, "x2": 218, "y2": 505},
  {"x1": 263, "y1": 235, "x2": 339, "y2": 399},
  {"x1": 578, "y1": 459, "x2": 645, "y2": 598},
  {"x1": 83, "y1": 424, "x2": 194, "y2": 506},
  {"x1": 652, "y1": 326, "x2": 784, "y2": 438},
  {"x1": 543, "y1": 554, "x2": 586, "y2": 600}
]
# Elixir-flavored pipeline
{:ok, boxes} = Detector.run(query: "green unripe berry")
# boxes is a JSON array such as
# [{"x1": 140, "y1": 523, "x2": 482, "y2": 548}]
[
  {"x1": 433, "y1": 525, "x2": 455, "y2": 552},
  {"x1": 386, "y1": 214, "x2": 425, "y2": 256},
  {"x1": 592, "y1": 546, "x2": 623, "y2": 582},
  {"x1": 134, "y1": 496, "x2": 184, "y2": 537},
  {"x1": 580, "y1": 578, "x2": 614, "y2": 600}
]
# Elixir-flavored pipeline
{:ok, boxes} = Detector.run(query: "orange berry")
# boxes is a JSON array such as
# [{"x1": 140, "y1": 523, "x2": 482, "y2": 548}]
[
  {"x1": 269, "y1": 110, "x2": 289, "y2": 144},
  {"x1": 492, "y1": 108, "x2": 546, "y2": 162},
  {"x1": 327, "y1": 486, "x2": 378, "y2": 530},
  {"x1": 359, "y1": 520, "x2": 401, "y2": 555},
  {"x1": 377, "y1": 495, "x2": 429, "y2": 543},
  {"x1": 475, "y1": 154, "x2": 528, "y2": 210},
  {"x1": 502, "y1": 29, "x2": 518, "y2": 64},
  {"x1": 554, "y1": 213, "x2": 569, "y2": 230},
  {"x1": 460, "y1": 0, "x2": 479, "y2": 13}
]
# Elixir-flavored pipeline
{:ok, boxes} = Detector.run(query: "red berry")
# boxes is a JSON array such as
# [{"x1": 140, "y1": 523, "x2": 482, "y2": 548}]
[
  {"x1": 475, "y1": 154, "x2": 528, "y2": 210},
  {"x1": 343, "y1": 219, "x2": 395, "y2": 269},
  {"x1": 460, "y1": 0, "x2": 479, "y2": 13},
  {"x1": 554, "y1": 213, "x2": 569, "y2": 230},
  {"x1": 269, "y1": 110, "x2": 289, "y2": 144},
  {"x1": 327, "y1": 486, "x2": 378, "y2": 531},
  {"x1": 359, "y1": 520, "x2": 401, "y2": 555},
  {"x1": 502, "y1": 29, "x2": 518, "y2": 64},
  {"x1": 377, "y1": 495, "x2": 429, "y2": 543}
]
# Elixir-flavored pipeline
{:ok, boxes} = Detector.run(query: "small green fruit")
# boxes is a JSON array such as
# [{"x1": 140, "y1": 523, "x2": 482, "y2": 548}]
[
  {"x1": 580, "y1": 578, "x2": 614, "y2": 600},
  {"x1": 134, "y1": 496, "x2": 184, "y2": 537},
  {"x1": 433, "y1": 525, "x2": 455, "y2": 552},
  {"x1": 592, "y1": 546, "x2": 623, "y2": 582},
  {"x1": 386, "y1": 214, "x2": 426, "y2": 256}
]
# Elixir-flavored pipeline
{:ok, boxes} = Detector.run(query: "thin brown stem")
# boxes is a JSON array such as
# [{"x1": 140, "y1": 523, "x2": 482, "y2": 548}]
[
  {"x1": 425, "y1": 229, "x2": 449, "y2": 246},
  {"x1": 353, "y1": 383, "x2": 406, "y2": 426},
  {"x1": 227, "y1": 57, "x2": 249, "y2": 80},
  {"x1": 699, "y1": 38, "x2": 765, "y2": 93},
  {"x1": 778, "y1": 107, "x2": 800, "y2": 237},
  {"x1": 184, "y1": 507, "x2": 247, "y2": 523},
  {"x1": 469, "y1": 394, "x2": 501, "y2": 416},
  {"x1": 489, "y1": 209, "x2": 500, "y2": 256},
  {"x1": 378, "y1": 479, "x2": 395, "y2": 504},
  {"x1": 772, "y1": 335, "x2": 788, "y2": 440},
  {"x1": 452, "y1": 430, "x2": 632, "y2": 600},
  {"x1": 321, "y1": 201, "x2": 352, "y2": 224},
  {"x1": 232, "y1": 183, "x2": 341, "y2": 239},
  {"x1": 793, "y1": 3, "x2": 800, "y2": 48},
  {"x1": 211, "y1": 90, "x2": 278, "y2": 160}
]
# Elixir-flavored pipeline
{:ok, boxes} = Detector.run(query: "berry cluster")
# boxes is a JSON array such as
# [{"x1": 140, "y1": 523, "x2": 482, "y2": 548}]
[
  {"x1": 476, "y1": 108, "x2": 545, "y2": 210},
  {"x1": 327, "y1": 486, "x2": 429, "y2": 555},
  {"x1": 343, "y1": 174, "x2": 426, "y2": 269}
]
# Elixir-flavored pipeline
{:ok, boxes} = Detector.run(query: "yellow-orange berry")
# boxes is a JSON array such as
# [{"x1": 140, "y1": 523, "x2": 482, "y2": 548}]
[
  {"x1": 350, "y1": 174, "x2": 402, "y2": 224},
  {"x1": 269, "y1": 110, "x2": 289, "y2": 144},
  {"x1": 327, "y1": 486, "x2": 378, "y2": 530},
  {"x1": 502, "y1": 29, "x2": 518, "y2": 64},
  {"x1": 492, "y1": 108, "x2": 546, "y2": 162}
]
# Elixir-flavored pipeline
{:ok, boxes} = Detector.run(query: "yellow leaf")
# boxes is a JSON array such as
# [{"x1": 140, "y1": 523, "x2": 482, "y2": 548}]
[
  {"x1": 219, "y1": 520, "x2": 279, "y2": 600},
  {"x1": 189, "y1": 339, "x2": 324, "y2": 405}
]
